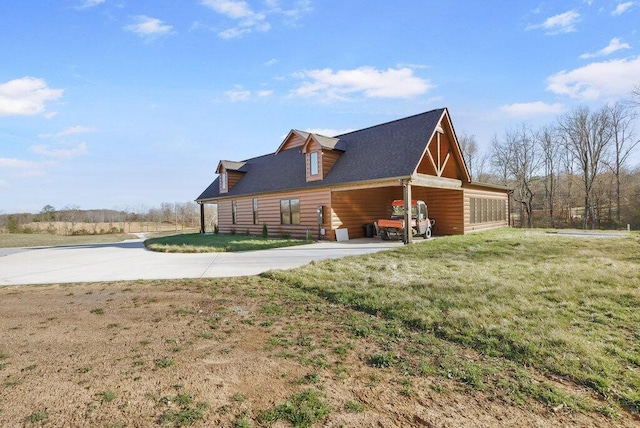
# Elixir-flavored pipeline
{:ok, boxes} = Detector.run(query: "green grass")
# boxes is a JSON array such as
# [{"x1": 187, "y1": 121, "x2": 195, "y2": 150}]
[
  {"x1": 0, "y1": 232, "x2": 135, "y2": 248},
  {"x1": 25, "y1": 410, "x2": 48, "y2": 423},
  {"x1": 154, "y1": 356, "x2": 175, "y2": 368},
  {"x1": 144, "y1": 233, "x2": 310, "y2": 253},
  {"x1": 100, "y1": 390, "x2": 117, "y2": 403},
  {"x1": 264, "y1": 229, "x2": 640, "y2": 413},
  {"x1": 157, "y1": 394, "x2": 208, "y2": 426},
  {"x1": 257, "y1": 389, "x2": 330, "y2": 427},
  {"x1": 344, "y1": 400, "x2": 365, "y2": 413}
]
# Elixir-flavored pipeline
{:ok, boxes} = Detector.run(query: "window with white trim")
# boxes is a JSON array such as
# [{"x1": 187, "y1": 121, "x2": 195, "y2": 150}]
[
  {"x1": 220, "y1": 171, "x2": 228, "y2": 191},
  {"x1": 252, "y1": 198, "x2": 259, "y2": 225},
  {"x1": 310, "y1": 152, "x2": 319, "y2": 176}
]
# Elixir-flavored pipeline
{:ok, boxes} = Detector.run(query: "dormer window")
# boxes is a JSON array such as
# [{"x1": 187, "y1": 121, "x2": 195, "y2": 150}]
[
  {"x1": 310, "y1": 152, "x2": 319, "y2": 176},
  {"x1": 215, "y1": 160, "x2": 247, "y2": 194},
  {"x1": 220, "y1": 171, "x2": 228, "y2": 191}
]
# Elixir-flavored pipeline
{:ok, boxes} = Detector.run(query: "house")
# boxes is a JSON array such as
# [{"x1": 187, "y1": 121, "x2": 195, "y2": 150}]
[{"x1": 196, "y1": 108, "x2": 509, "y2": 241}]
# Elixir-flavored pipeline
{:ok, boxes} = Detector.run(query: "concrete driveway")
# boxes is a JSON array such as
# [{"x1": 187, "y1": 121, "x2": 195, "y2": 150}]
[{"x1": 0, "y1": 236, "x2": 403, "y2": 286}]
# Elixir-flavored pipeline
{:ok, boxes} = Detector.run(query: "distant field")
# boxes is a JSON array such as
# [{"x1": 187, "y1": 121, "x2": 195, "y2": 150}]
[
  {"x1": 0, "y1": 233, "x2": 136, "y2": 248},
  {"x1": 0, "y1": 228, "x2": 200, "y2": 248},
  {"x1": 17, "y1": 221, "x2": 193, "y2": 235}
]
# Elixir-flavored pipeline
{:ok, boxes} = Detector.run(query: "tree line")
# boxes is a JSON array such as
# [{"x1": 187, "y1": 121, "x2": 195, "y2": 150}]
[
  {"x1": 0, "y1": 202, "x2": 218, "y2": 235},
  {"x1": 461, "y1": 95, "x2": 640, "y2": 230}
]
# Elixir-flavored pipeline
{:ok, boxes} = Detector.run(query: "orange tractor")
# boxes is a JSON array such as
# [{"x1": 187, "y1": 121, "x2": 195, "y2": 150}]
[{"x1": 377, "y1": 199, "x2": 435, "y2": 240}]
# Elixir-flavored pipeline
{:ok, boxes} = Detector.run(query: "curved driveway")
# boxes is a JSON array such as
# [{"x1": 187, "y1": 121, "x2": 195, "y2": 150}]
[{"x1": 0, "y1": 237, "x2": 402, "y2": 286}]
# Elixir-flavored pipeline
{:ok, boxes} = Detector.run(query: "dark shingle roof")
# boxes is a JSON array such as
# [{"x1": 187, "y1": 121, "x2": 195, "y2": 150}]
[{"x1": 197, "y1": 108, "x2": 446, "y2": 201}]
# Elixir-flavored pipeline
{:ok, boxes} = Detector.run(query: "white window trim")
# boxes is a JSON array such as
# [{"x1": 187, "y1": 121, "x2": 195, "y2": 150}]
[
  {"x1": 221, "y1": 171, "x2": 228, "y2": 190},
  {"x1": 310, "y1": 152, "x2": 319, "y2": 176}
]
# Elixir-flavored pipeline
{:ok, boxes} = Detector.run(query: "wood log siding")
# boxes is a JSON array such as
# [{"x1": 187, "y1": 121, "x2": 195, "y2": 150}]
[
  {"x1": 463, "y1": 187, "x2": 509, "y2": 233},
  {"x1": 412, "y1": 187, "x2": 464, "y2": 235},
  {"x1": 322, "y1": 150, "x2": 341, "y2": 176},
  {"x1": 305, "y1": 145, "x2": 342, "y2": 183},
  {"x1": 278, "y1": 131, "x2": 306, "y2": 152},
  {"x1": 331, "y1": 187, "x2": 399, "y2": 239},
  {"x1": 220, "y1": 170, "x2": 244, "y2": 193},
  {"x1": 217, "y1": 189, "x2": 331, "y2": 239}
]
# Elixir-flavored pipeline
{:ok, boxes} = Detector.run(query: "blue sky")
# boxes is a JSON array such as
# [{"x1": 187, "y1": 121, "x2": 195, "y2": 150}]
[{"x1": 1, "y1": 0, "x2": 639, "y2": 213}]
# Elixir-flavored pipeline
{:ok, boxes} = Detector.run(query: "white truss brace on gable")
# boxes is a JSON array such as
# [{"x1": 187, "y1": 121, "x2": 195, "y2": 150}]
[{"x1": 425, "y1": 126, "x2": 450, "y2": 177}]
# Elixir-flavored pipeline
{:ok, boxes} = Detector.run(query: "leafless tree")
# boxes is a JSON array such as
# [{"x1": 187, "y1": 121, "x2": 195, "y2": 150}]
[
  {"x1": 632, "y1": 85, "x2": 640, "y2": 106},
  {"x1": 605, "y1": 102, "x2": 639, "y2": 224},
  {"x1": 557, "y1": 106, "x2": 613, "y2": 229},
  {"x1": 491, "y1": 125, "x2": 540, "y2": 227},
  {"x1": 537, "y1": 126, "x2": 564, "y2": 226},
  {"x1": 461, "y1": 133, "x2": 493, "y2": 183},
  {"x1": 60, "y1": 205, "x2": 81, "y2": 235}
]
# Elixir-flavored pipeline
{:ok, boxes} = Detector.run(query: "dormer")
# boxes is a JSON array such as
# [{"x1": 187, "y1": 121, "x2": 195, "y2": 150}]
[
  {"x1": 275, "y1": 130, "x2": 310, "y2": 154},
  {"x1": 216, "y1": 160, "x2": 246, "y2": 194},
  {"x1": 301, "y1": 133, "x2": 343, "y2": 182}
]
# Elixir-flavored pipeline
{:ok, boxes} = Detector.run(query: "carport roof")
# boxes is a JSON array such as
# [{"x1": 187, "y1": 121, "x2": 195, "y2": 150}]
[{"x1": 197, "y1": 108, "x2": 448, "y2": 201}]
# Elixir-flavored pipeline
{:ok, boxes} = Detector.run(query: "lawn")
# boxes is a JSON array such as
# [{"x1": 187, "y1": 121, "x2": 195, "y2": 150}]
[
  {"x1": 144, "y1": 233, "x2": 311, "y2": 252},
  {"x1": 264, "y1": 229, "x2": 640, "y2": 415},
  {"x1": 0, "y1": 229, "x2": 638, "y2": 427}
]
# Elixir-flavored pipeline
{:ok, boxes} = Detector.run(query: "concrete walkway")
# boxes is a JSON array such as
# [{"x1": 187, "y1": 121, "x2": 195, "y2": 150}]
[{"x1": 0, "y1": 237, "x2": 403, "y2": 286}]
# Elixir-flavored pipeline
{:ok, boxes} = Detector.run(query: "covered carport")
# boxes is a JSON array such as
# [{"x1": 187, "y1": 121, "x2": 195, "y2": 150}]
[{"x1": 329, "y1": 173, "x2": 464, "y2": 243}]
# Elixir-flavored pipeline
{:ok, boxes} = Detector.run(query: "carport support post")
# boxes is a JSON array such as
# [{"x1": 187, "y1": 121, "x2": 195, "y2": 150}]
[
  {"x1": 199, "y1": 202, "x2": 205, "y2": 234},
  {"x1": 403, "y1": 181, "x2": 413, "y2": 245}
]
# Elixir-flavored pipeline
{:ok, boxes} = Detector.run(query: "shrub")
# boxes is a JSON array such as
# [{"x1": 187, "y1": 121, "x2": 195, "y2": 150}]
[{"x1": 262, "y1": 223, "x2": 268, "y2": 238}]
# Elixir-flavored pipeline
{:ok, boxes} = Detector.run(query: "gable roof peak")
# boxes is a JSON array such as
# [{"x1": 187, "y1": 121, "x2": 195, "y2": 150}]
[
  {"x1": 302, "y1": 133, "x2": 342, "y2": 153},
  {"x1": 216, "y1": 160, "x2": 247, "y2": 174}
]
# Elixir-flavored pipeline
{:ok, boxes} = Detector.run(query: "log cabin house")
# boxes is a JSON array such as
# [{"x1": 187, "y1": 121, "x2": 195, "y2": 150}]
[{"x1": 196, "y1": 108, "x2": 509, "y2": 242}]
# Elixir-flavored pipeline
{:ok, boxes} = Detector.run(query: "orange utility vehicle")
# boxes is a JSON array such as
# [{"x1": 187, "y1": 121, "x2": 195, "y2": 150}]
[{"x1": 377, "y1": 199, "x2": 435, "y2": 240}]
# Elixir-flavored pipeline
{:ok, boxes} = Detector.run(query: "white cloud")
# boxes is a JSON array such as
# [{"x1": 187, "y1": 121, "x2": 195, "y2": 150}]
[
  {"x1": 546, "y1": 55, "x2": 640, "y2": 100},
  {"x1": 264, "y1": 58, "x2": 278, "y2": 66},
  {"x1": 76, "y1": 0, "x2": 105, "y2": 10},
  {"x1": 265, "y1": 0, "x2": 312, "y2": 20},
  {"x1": 527, "y1": 10, "x2": 581, "y2": 34},
  {"x1": 125, "y1": 16, "x2": 173, "y2": 40},
  {"x1": 200, "y1": 0, "x2": 310, "y2": 39},
  {"x1": 612, "y1": 1, "x2": 634, "y2": 15},
  {"x1": 30, "y1": 143, "x2": 88, "y2": 160},
  {"x1": 0, "y1": 77, "x2": 63, "y2": 116},
  {"x1": 257, "y1": 90, "x2": 273, "y2": 97},
  {"x1": 292, "y1": 66, "x2": 434, "y2": 100},
  {"x1": 200, "y1": 0, "x2": 269, "y2": 38},
  {"x1": 38, "y1": 126, "x2": 92, "y2": 139},
  {"x1": 0, "y1": 179, "x2": 8, "y2": 191},
  {"x1": 500, "y1": 101, "x2": 565, "y2": 117},
  {"x1": 0, "y1": 158, "x2": 39, "y2": 169},
  {"x1": 580, "y1": 37, "x2": 631, "y2": 58},
  {"x1": 202, "y1": 0, "x2": 254, "y2": 19},
  {"x1": 224, "y1": 88, "x2": 251, "y2": 101}
]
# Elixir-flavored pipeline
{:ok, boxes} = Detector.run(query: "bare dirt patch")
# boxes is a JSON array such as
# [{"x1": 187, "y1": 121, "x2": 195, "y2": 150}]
[{"x1": 0, "y1": 279, "x2": 637, "y2": 427}]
